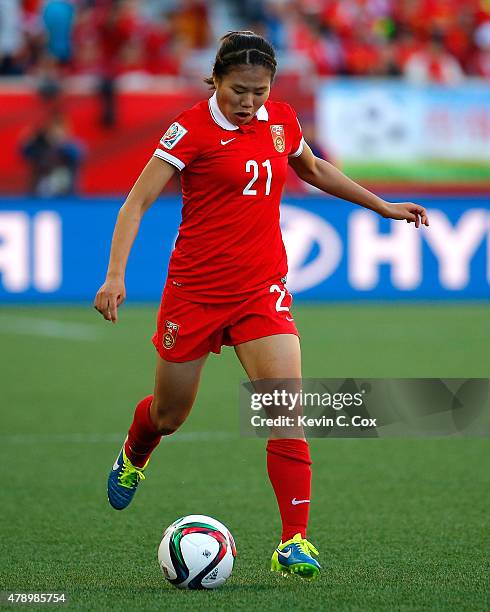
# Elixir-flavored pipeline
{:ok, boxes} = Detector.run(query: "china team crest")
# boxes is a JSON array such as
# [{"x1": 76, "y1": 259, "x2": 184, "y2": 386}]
[
  {"x1": 163, "y1": 320, "x2": 180, "y2": 349},
  {"x1": 270, "y1": 125, "x2": 285, "y2": 152}
]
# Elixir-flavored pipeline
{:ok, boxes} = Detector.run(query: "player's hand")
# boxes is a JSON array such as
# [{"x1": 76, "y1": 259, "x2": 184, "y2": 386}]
[
  {"x1": 382, "y1": 202, "x2": 429, "y2": 228},
  {"x1": 94, "y1": 276, "x2": 126, "y2": 324}
]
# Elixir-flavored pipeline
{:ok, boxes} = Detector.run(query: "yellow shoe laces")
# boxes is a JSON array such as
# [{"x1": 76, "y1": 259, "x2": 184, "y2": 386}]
[
  {"x1": 283, "y1": 533, "x2": 319, "y2": 556},
  {"x1": 118, "y1": 455, "x2": 146, "y2": 489}
]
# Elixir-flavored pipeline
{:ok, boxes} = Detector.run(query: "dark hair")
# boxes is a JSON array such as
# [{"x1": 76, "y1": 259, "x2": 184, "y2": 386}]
[{"x1": 204, "y1": 31, "x2": 277, "y2": 88}]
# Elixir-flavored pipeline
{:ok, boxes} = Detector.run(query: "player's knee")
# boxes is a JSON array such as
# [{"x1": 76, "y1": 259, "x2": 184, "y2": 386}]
[{"x1": 151, "y1": 398, "x2": 191, "y2": 435}]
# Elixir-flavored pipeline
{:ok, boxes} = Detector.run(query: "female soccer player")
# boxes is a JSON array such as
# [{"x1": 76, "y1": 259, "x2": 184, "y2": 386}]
[{"x1": 94, "y1": 31, "x2": 429, "y2": 580}]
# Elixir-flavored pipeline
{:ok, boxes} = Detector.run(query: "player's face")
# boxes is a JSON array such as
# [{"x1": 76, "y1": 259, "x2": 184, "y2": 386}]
[{"x1": 214, "y1": 65, "x2": 272, "y2": 126}]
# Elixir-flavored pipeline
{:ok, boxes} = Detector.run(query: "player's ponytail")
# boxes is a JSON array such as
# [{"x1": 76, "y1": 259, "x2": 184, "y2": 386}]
[{"x1": 204, "y1": 31, "x2": 277, "y2": 88}]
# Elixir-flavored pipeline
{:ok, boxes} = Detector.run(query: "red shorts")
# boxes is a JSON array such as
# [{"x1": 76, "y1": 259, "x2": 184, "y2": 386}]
[{"x1": 152, "y1": 281, "x2": 299, "y2": 362}]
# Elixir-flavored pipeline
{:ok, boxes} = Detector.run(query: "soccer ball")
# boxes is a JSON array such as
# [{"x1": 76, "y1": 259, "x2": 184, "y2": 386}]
[{"x1": 158, "y1": 515, "x2": 236, "y2": 590}]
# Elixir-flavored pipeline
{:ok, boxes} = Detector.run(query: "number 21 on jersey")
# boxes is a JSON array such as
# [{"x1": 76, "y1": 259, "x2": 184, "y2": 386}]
[{"x1": 243, "y1": 159, "x2": 272, "y2": 196}]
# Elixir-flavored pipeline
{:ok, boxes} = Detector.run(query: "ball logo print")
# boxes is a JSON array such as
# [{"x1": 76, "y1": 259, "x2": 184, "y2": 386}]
[
  {"x1": 270, "y1": 125, "x2": 285, "y2": 152},
  {"x1": 163, "y1": 320, "x2": 179, "y2": 349},
  {"x1": 158, "y1": 515, "x2": 236, "y2": 589}
]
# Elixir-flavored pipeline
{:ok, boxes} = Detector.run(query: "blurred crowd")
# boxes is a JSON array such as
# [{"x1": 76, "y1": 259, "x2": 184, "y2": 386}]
[
  {"x1": 0, "y1": 0, "x2": 490, "y2": 84},
  {"x1": 0, "y1": 0, "x2": 211, "y2": 79},
  {"x1": 244, "y1": 0, "x2": 490, "y2": 82}
]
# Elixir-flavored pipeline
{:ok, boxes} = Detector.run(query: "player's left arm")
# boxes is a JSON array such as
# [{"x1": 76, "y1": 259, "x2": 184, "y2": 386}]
[{"x1": 289, "y1": 142, "x2": 429, "y2": 228}]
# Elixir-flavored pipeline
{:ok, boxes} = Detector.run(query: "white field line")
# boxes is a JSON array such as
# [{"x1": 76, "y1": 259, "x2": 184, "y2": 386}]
[
  {"x1": 0, "y1": 431, "x2": 237, "y2": 445},
  {"x1": 0, "y1": 315, "x2": 100, "y2": 341}
]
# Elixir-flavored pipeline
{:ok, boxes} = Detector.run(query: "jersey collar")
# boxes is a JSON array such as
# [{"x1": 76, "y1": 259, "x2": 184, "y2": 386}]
[{"x1": 208, "y1": 92, "x2": 269, "y2": 131}]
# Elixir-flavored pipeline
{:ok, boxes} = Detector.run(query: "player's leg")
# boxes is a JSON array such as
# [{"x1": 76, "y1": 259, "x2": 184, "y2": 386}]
[
  {"x1": 131, "y1": 353, "x2": 209, "y2": 460},
  {"x1": 234, "y1": 334, "x2": 320, "y2": 579},
  {"x1": 108, "y1": 353, "x2": 208, "y2": 510}
]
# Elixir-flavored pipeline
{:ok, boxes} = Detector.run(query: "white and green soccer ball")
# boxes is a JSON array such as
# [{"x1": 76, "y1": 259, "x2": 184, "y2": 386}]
[{"x1": 158, "y1": 515, "x2": 236, "y2": 590}]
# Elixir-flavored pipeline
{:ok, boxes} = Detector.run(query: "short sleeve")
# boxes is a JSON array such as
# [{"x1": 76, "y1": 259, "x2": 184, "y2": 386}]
[
  {"x1": 288, "y1": 104, "x2": 305, "y2": 157},
  {"x1": 153, "y1": 111, "x2": 199, "y2": 171},
  {"x1": 287, "y1": 105, "x2": 304, "y2": 158}
]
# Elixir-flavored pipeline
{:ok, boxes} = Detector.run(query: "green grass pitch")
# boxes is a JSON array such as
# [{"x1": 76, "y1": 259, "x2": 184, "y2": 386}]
[{"x1": 0, "y1": 304, "x2": 489, "y2": 611}]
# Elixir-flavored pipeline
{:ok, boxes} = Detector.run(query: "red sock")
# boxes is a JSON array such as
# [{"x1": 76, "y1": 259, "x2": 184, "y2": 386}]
[
  {"x1": 124, "y1": 395, "x2": 162, "y2": 467},
  {"x1": 266, "y1": 438, "x2": 312, "y2": 542}
]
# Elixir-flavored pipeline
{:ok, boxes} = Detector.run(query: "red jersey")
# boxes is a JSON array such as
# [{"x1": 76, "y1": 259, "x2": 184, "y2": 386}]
[{"x1": 154, "y1": 93, "x2": 304, "y2": 302}]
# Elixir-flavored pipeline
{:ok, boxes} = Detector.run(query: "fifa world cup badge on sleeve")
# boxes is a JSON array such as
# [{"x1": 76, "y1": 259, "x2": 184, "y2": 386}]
[
  {"x1": 161, "y1": 122, "x2": 187, "y2": 150},
  {"x1": 270, "y1": 125, "x2": 285, "y2": 152},
  {"x1": 163, "y1": 320, "x2": 180, "y2": 349}
]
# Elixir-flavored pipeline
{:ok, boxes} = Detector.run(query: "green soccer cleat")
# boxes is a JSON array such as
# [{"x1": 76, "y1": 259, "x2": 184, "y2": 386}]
[
  {"x1": 271, "y1": 533, "x2": 321, "y2": 580},
  {"x1": 107, "y1": 445, "x2": 148, "y2": 510}
]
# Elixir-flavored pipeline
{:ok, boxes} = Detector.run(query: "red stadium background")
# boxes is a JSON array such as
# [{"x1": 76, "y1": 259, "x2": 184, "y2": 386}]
[
  {"x1": 0, "y1": 80, "x2": 313, "y2": 195},
  {"x1": 2, "y1": 0, "x2": 490, "y2": 196}
]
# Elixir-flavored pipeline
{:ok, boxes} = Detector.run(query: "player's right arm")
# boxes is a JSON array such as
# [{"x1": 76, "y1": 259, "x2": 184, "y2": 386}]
[{"x1": 94, "y1": 157, "x2": 176, "y2": 323}]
